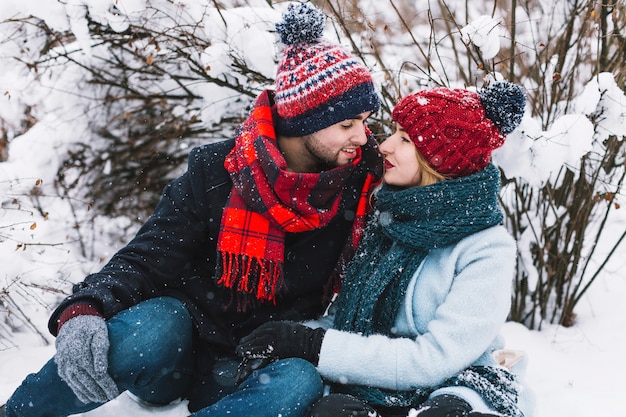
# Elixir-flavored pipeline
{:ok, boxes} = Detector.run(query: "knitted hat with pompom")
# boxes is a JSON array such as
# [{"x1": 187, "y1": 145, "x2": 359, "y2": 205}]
[
  {"x1": 274, "y1": 2, "x2": 380, "y2": 136},
  {"x1": 392, "y1": 82, "x2": 526, "y2": 178}
]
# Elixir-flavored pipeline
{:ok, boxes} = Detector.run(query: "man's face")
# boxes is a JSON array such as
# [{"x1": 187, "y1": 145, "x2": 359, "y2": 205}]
[{"x1": 302, "y1": 111, "x2": 372, "y2": 169}]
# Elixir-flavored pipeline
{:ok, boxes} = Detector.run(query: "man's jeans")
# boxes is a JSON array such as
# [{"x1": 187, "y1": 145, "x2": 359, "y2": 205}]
[{"x1": 5, "y1": 297, "x2": 323, "y2": 417}]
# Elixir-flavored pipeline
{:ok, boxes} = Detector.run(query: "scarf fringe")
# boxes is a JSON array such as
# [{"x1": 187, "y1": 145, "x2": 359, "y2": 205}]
[
  {"x1": 217, "y1": 252, "x2": 285, "y2": 309},
  {"x1": 215, "y1": 91, "x2": 382, "y2": 311},
  {"x1": 335, "y1": 366, "x2": 523, "y2": 417}
]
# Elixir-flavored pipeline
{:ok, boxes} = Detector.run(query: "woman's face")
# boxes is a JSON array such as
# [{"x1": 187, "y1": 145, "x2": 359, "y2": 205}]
[{"x1": 379, "y1": 125, "x2": 422, "y2": 187}]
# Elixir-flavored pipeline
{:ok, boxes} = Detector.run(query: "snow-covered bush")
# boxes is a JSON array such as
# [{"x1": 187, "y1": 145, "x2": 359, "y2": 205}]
[{"x1": 1, "y1": 0, "x2": 624, "y2": 342}]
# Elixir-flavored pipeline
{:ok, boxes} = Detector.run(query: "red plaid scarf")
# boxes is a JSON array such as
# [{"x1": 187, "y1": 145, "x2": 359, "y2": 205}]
[{"x1": 216, "y1": 90, "x2": 381, "y2": 310}]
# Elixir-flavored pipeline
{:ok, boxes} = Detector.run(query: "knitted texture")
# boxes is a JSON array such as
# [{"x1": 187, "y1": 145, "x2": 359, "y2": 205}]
[
  {"x1": 443, "y1": 366, "x2": 524, "y2": 417},
  {"x1": 216, "y1": 90, "x2": 382, "y2": 310},
  {"x1": 273, "y1": 2, "x2": 380, "y2": 136},
  {"x1": 54, "y1": 315, "x2": 119, "y2": 404},
  {"x1": 337, "y1": 366, "x2": 523, "y2": 417},
  {"x1": 331, "y1": 164, "x2": 524, "y2": 416},
  {"x1": 333, "y1": 163, "x2": 504, "y2": 336},
  {"x1": 56, "y1": 302, "x2": 102, "y2": 333},
  {"x1": 392, "y1": 82, "x2": 525, "y2": 178}
]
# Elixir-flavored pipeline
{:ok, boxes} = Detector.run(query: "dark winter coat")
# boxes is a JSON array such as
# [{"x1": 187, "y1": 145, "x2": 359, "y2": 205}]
[{"x1": 48, "y1": 138, "x2": 373, "y2": 356}]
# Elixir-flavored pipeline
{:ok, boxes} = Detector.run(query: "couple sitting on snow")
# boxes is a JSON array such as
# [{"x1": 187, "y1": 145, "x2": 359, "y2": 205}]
[{"x1": 3, "y1": 3, "x2": 533, "y2": 417}]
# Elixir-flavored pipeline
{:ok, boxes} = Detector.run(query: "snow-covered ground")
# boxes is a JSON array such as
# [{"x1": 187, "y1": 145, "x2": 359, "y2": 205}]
[{"x1": 2, "y1": 262, "x2": 625, "y2": 417}]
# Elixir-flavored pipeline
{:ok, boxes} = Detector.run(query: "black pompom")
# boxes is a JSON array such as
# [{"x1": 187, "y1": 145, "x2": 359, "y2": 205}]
[
  {"x1": 275, "y1": 2, "x2": 326, "y2": 45},
  {"x1": 479, "y1": 82, "x2": 526, "y2": 134}
]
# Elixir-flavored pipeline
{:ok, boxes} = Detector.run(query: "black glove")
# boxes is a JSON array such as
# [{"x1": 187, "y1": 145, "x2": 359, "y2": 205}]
[
  {"x1": 415, "y1": 394, "x2": 473, "y2": 417},
  {"x1": 310, "y1": 393, "x2": 380, "y2": 417},
  {"x1": 236, "y1": 321, "x2": 326, "y2": 365}
]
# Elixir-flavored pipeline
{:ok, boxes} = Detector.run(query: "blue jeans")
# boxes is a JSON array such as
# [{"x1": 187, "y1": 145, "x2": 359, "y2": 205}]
[{"x1": 5, "y1": 297, "x2": 323, "y2": 417}]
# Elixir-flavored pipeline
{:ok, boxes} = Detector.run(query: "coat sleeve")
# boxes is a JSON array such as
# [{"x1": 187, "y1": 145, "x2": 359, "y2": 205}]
[
  {"x1": 317, "y1": 226, "x2": 516, "y2": 391},
  {"x1": 48, "y1": 140, "x2": 234, "y2": 335}
]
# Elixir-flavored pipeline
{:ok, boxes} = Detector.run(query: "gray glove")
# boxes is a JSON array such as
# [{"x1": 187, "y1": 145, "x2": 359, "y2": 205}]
[{"x1": 54, "y1": 315, "x2": 120, "y2": 404}]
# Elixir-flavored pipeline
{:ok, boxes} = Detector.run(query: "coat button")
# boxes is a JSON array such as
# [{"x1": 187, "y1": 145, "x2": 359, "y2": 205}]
[{"x1": 286, "y1": 251, "x2": 297, "y2": 262}]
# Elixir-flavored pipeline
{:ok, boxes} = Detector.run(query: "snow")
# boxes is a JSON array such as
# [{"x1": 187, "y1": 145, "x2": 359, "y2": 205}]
[
  {"x1": 1, "y1": 1, "x2": 626, "y2": 416},
  {"x1": 2, "y1": 269, "x2": 625, "y2": 417},
  {"x1": 460, "y1": 16, "x2": 503, "y2": 60}
]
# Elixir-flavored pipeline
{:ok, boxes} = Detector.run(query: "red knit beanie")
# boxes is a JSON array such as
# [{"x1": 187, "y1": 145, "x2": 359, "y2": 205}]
[
  {"x1": 274, "y1": 2, "x2": 380, "y2": 137},
  {"x1": 392, "y1": 82, "x2": 525, "y2": 178}
]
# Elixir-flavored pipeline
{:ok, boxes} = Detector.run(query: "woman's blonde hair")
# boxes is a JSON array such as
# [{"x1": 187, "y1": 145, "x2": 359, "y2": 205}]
[{"x1": 415, "y1": 148, "x2": 446, "y2": 186}]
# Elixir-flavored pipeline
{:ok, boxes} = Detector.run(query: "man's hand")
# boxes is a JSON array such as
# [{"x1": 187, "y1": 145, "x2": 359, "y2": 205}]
[
  {"x1": 55, "y1": 315, "x2": 120, "y2": 404},
  {"x1": 234, "y1": 321, "x2": 325, "y2": 384},
  {"x1": 236, "y1": 321, "x2": 325, "y2": 365}
]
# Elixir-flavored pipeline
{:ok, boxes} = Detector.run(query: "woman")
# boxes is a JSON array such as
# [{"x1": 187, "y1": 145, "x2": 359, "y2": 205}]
[{"x1": 236, "y1": 82, "x2": 534, "y2": 417}]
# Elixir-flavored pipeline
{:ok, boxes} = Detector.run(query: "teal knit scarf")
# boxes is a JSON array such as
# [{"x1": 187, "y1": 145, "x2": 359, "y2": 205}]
[
  {"x1": 332, "y1": 164, "x2": 524, "y2": 417},
  {"x1": 333, "y1": 163, "x2": 504, "y2": 335}
]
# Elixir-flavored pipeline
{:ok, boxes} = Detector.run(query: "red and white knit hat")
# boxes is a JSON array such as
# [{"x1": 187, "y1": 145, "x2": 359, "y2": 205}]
[
  {"x1": 392, "y1": 82, "x2": 526, "y2": 178},
  {"x1": 274, "y1": 2, "x2": 380, "y2": 136}
]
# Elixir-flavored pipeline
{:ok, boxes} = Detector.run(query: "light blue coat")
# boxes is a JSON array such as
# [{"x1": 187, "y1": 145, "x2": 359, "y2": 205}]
[{"x1": 316, "y1": 225, "x2": 535, "y2": 416}]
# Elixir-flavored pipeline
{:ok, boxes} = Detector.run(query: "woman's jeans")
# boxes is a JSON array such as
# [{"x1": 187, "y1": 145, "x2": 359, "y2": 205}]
[{"x1": 5, "y1": 297, "x2": 323, "y2": 417}]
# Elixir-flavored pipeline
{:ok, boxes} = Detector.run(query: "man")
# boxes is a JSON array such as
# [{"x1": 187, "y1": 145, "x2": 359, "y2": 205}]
[{"x1": 2, "y1": 3, "x2": 382, "y2": 417}]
